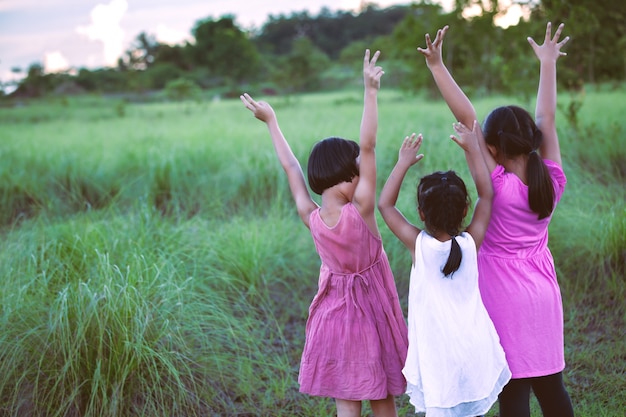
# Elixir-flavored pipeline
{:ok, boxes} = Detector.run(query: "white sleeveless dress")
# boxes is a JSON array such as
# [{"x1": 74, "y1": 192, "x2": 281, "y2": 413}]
[{"x1": 403, "y1": 231, "x2": 511, "y2": 416}]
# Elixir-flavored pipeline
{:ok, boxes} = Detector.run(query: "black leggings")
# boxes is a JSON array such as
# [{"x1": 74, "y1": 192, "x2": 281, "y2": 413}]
[{"x1": 498, "y1": 372, "x2": 574, "y2": 417}]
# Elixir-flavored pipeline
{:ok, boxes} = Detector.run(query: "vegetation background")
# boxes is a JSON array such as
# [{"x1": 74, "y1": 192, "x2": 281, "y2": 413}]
[
  {"x1": 0, "y1": 0, "x2": 624, "y2": 416},
  {"x1": 4, "y1": 0, "x2": 624, "y2": 101}
]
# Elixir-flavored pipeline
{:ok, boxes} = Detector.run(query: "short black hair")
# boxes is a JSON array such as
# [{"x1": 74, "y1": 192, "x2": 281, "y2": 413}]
[{"x1": 307, "y1": 137, "x2": 360, "y2": 195}]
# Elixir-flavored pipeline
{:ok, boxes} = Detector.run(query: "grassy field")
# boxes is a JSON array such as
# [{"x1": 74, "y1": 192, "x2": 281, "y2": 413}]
[{"x1": 0, "y1": 85, "x2": 624, "y2": 416}]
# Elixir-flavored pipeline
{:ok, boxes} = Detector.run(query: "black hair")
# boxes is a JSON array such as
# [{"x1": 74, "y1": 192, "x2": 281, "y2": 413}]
[
  {"x1": 307, "y1": 137, "x2": 360, "y2": 195},
  {"x1": 483, "y1": 105, "x2": 555, "y2": 219},
  {"x1": 417, "y1": 171, "x2": 470, "y2": 277}
]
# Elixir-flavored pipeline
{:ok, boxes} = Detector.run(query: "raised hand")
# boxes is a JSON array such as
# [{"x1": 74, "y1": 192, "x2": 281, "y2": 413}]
[
  {"x1": 378, "y1": 132, "x2": 425, "y2": 252},
  {"x1": 417, "y1": 25, "x2": 449, "y2": 68},
  {"x1": 527, "y1": 22, "x2": 570, "y2": 63},
  {"x1": 363, "y1": 49, "x2": 384, "y2": 91},
  {"x1": 397, "y1": 133, "x2": 424, "y2": 169},
  {"x1": 240, "y1": 93, "x2": 276, "y2": 124},
  {"x1": 450, "y1": 120, "x2": 480, "y2": 153},
  {"x1": 532, "y1": 22, "x2": 569, "y2": 165}
]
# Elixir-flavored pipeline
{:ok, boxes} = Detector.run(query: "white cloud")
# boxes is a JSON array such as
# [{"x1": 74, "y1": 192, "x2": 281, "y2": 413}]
[
  {"x1": 76, "y1": 0, "x2": 128, "y2": 67},
  {"x1": 44, "y1": 51, "x2": 70, "y2": 73},
  {"x1": 155, "y1": 24, "x2": 190, "y2": 45}
]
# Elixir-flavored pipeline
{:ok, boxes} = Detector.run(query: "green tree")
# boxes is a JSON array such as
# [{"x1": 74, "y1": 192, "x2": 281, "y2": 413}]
[
  {"x1": 273, "y1": 36, "x2": 330, "y2": 93},
  {"x1": 154, "y1": 44, "x2": 190, "y2": 71},
  {"x1": 388, "y1": 2, "x2": 448, "y2": 92},
  {"x1": 12, "y1": 63, "x2": 58, "y2": 97},
  {"x1": 190, "y1": 16, "x2": 260, "y2": 83},
  {"x1": 164, "y1": 77, "x2": 201, "y2": 101},
  {"x1": 532, "y1": 0, "x2": 625, "y2": 84},
  {"x1": 255, "y1": 6, "x2": 410, "y2": 60},
  {"x1": 122, "y1": 32, "x2": 160, "y2": 70},
  {"x1": 144, "y1": 63, "x2": 183, "y2": 90}
]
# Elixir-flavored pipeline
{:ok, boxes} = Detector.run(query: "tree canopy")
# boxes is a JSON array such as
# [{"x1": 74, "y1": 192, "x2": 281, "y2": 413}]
[{"x1": 5, "y1": 0, "x2": 623, "y2": 99}]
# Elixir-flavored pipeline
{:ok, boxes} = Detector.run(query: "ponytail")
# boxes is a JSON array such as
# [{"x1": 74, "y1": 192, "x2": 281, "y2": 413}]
[
  {"x1": 527, "y1": 151, "x2": 555, "y2": 219},
  {"x1": 442, "y1": 236, "x2": 462, "y2": 277}
]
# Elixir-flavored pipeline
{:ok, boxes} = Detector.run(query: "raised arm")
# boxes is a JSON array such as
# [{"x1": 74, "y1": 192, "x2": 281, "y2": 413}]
[
  {"x1": 418, "y1": 27, "x2": 476, "y2": 131},
  {"x1": 353, "y1": 49, "x2": 384, "y2": 219},
  {"x1": 528, "y1": 22, "x2": 569, "y2": 166},
  {"x1": 378, "y1": 133, "x2": 424, "y2": 260},
  {"x1": 451, "y1": 121, "x2": 493, "y2": 249},
  {"x1": 418, "y1": 26, "x2": 496, "y2": 172},
  {"x1": 240, "y1": 93, "x2": 318, "y2": 226}
]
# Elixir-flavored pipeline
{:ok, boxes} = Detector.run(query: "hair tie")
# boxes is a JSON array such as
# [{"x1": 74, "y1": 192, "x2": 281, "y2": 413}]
[
  {"x1": 529, "y1": 149, "x2": 538, "y2": 155},
  {"x1": 441, "y1": 176, "x2": 447, "y2": 182}
]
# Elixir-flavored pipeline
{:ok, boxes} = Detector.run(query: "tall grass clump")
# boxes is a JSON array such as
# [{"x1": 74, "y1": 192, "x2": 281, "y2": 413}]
[
  {"x1": 0, "y1": 213, "x2": 204, "y2": 416},
  {"x1": 0, "y1": 202, "x2": 324, "y2": 415},
  {"x1": 550, "y1": 90, "x2": 626, "y2": 294}
]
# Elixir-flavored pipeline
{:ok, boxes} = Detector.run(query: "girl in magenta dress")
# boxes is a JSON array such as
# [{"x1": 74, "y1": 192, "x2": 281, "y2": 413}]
[
  {"x1": 241, "y1": 49, "x2": 408, "y2": 417},
  {"x1": 418, "y1": 22, "x2": 574, "y2": 416}
]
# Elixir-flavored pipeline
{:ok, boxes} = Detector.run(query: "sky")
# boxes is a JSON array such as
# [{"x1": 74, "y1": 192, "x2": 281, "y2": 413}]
[{"x1": 0, "y1": 0, "x2": 524, "y2": 87}]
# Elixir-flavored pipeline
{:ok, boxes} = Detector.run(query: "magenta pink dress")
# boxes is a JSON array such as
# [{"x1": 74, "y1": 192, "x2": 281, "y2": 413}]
[
  {"x1": 298, "y1": 203, "x2": 408, "y2": 400},
  {"x1": 478, "y1": 159, "x2": 567, "y2": 378}
]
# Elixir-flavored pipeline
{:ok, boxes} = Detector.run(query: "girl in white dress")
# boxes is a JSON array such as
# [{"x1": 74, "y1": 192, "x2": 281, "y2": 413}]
[{"x1": 378, "y1": 122, "x2": 511, "y2": 416}]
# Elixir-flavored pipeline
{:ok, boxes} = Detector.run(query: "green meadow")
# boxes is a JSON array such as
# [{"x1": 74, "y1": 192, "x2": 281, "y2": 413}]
[{"x1": 0, "y1": 86, "x2": 624, "y2": 416}]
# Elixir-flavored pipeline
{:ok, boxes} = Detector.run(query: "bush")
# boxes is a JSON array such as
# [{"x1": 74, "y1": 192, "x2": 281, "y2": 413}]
[{"x1": 164, "y1": 78, "x2": 201, "y2": 101}]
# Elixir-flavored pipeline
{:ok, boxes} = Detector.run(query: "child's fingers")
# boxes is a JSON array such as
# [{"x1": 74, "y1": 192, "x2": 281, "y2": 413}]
[
  {"x1": 364, "y1": 49, "x2": 381, "y2": 71},
  {"x1": 433, "y1": 26, "x2": 448, "y2": 47},
  {"x1": 450, "y1": 135, "x2": 462, "y2": 147},
  {"x1": 545, "y1": 21, "x2": 552, "y2": 42},
  {"x1": 408, "y1": 133, "x2": 422, "y2": 146},
  {"x1": 401, "y1": 133, "x2": 421, "y2": 150},
  {"x1": 242, "y1": 92, "x2": 257, "y2": 105},
  {"x1": 240, "y1": 93, "x2": 255, "y2": 110},
  {"x1": 424, "y1": 33, "x2": 433, "y2": 48},
  {"x1": 434, "y1": 29, "x2": 442, "y2": 46},
  {"x1": 553, "y1": 22, "x2": 564, "y2": 42},
  {"x1": 453, "y1": 121, "x2": 469, "y2": 134},
  {"x1": 558, "y1": 36, "x2": 570, "y2": 52},
  {"x1": 370, "y1": 50, "x2": 381, "y2": 66}
]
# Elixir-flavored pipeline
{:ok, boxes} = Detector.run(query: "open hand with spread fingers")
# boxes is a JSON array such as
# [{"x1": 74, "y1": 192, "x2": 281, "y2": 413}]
[{"x1": 527, "y1": 22, "x2": 570, "y2": 63}]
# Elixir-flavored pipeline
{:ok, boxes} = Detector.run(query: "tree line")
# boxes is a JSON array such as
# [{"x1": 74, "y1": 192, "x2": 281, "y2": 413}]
[{"x1": 5, "y1": 0, "x2": 624, "y2": 100}]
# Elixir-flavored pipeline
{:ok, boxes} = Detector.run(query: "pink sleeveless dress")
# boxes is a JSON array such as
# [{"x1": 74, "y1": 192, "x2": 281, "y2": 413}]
[
  {"x1": 298, "y1": 203, "x2": 408, "y2": 400},
  {"x1": 478, "y1": 159, "x2": 567, "y2": 378}
]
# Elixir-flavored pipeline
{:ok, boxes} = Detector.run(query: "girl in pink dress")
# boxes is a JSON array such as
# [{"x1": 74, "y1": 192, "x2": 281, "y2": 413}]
[
  {"x1": 241, "y1": 50, "x2": 408, "y2": 417},
  {"x1": 417, "y1": 22, "x2": 574, "y2": 416}
]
